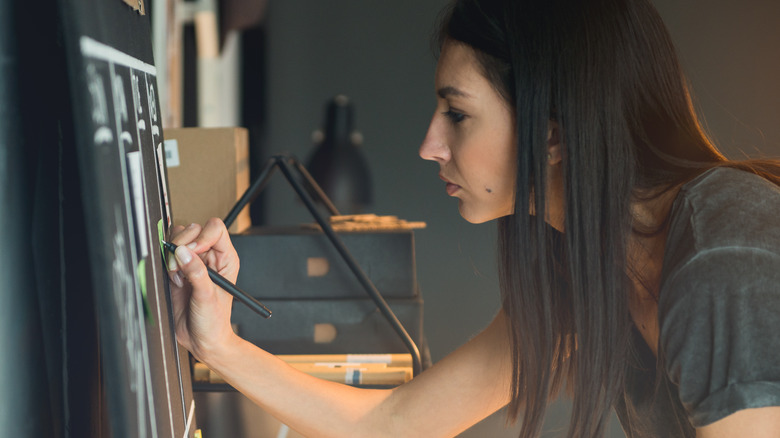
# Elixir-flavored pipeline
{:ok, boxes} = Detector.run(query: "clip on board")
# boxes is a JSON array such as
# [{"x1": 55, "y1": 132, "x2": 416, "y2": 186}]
[{"x1": 58, "y1": 0, "x2": 197, "y2": 436}]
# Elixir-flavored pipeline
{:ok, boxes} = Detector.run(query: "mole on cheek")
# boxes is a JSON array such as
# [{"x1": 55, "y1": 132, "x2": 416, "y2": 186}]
[{"x1": 485, "y1": 187, "x2": 493, "y2": 194}]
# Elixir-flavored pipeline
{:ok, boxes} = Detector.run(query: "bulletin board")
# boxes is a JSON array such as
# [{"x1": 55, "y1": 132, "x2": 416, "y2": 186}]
[{"x1": 58, "y1": 0, "x2": 195, "y2": 436}]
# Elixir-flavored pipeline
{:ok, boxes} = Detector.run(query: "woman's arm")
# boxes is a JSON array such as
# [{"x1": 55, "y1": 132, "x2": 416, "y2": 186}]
[
  {"x1": 206, "y1": 309, "x2": 512, "y2": 438},
  {"x1": 696, "y1": 407, "x2": 780, "y2": 438},
  {"x1": 169, "y1": 219, "x2": 514, "y2": 438}
]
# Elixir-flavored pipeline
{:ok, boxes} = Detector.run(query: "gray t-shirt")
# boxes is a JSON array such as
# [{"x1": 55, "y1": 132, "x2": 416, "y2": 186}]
[{"x1": 615, "y1": 167, "x2": 780, "y2": 437}]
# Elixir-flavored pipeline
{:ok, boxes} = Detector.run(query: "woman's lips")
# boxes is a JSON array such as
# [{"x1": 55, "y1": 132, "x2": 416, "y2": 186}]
[
  {"x1": 440, "y1": 174, "x2": 461, "y2": 196},
  {"x1": 446, "y1": 182, "x2": 460, "y2": 196}
]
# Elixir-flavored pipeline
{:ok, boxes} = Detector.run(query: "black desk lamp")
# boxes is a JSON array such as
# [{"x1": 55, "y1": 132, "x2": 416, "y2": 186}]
[{"x1": 305, "y1": 95, "x2": 372, "y2": 214}]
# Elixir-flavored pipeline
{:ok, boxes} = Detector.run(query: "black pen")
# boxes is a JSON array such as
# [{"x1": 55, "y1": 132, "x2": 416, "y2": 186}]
[{"x1": 163, "y1": 240, "x2": 272, "y2": 319}]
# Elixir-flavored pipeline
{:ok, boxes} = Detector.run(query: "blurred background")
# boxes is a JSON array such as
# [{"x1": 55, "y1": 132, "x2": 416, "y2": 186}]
[{"x1": 154, "y1": 0, "x2": 780, "y2": 436}]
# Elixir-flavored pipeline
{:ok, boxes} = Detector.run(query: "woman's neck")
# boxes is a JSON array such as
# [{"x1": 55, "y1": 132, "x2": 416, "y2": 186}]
[
  {"x1": 627, "y1": 184, "x2": 681, "y2": 286},
  {"x1": 625, "y1": 185, "x2": 681, "y2": 355}
]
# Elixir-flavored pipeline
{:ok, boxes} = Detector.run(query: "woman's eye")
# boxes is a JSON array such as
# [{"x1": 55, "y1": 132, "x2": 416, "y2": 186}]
[{"x1": 442, "y1": 109, "x2": 466, "y2": 124}]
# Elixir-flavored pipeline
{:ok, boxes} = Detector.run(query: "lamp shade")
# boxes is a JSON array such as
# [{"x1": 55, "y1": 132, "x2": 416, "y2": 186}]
[{"x1": 306, "y1": 95, "x2": 373, "y2": 214}]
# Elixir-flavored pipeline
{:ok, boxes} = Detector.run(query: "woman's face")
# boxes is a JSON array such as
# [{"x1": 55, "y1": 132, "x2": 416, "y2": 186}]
[{"x1": 419, "y1": 41, "x2": 517, "y2": 224}]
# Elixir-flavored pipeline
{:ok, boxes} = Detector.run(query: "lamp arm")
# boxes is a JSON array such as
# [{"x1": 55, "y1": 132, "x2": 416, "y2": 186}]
[
  {"x1": 290, "y1": 157, "x2": 340, "y2": 216},
  {"x1": 224, "y1": 156, "x2": 278, "y2": 229}
]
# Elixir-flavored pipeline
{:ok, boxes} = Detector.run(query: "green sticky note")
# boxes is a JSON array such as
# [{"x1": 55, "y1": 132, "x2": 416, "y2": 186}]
[
  {"x1": 157, "y1": 219, "x2": 166, "y2": 261},
  {"x1": 137, "y1": 258, "x2": 154, "y2": 324}
]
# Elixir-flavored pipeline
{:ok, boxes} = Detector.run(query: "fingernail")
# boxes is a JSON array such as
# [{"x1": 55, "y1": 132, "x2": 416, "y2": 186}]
[
  {"x1": 187, "y1": 242, "x2": 197, "y2": 250},
  {"x1": 167, "y1": 254, "x2": 179, "y2": 272},
  {"x1": 175, "y1": 245, "x2": 193, "y2": 265},
  {"x1": 171, "y1": 271, "x2": 184, "y2": 288},
  {"x1": 186, "y1": 223, "x2": 197, "y2": 230}
]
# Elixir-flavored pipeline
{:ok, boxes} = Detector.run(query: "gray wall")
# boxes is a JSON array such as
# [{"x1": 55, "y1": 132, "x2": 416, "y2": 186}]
[{"x1": 259, "y1": 1, "x2": 780, "y2": 436}]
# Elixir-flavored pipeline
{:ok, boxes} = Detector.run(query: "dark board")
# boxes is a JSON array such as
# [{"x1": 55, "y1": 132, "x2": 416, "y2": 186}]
[{"x1": 57, "y1": 0, "x2": 196, "y2": 437}]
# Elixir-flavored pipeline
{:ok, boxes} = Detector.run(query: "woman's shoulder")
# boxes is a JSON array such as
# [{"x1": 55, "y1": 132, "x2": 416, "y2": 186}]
[
  {"x1": 666, "y1": 166, "x2": 780, "y2": 258},
  {"x1": 676, "y1": 165, "x2": 780, "y2": 209},
  {"x1": 660, "y1": 164, "x2": 780, "y2": 286}
]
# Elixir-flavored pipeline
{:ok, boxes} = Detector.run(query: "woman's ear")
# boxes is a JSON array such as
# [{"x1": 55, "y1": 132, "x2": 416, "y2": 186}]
[{"x1": 547, "y1": 121, "x2": 562, "y2": 165}]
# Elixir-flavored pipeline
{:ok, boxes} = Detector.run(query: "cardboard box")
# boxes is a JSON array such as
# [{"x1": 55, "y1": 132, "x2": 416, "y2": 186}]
[
  {"x1": 232, "y1": 226, "x2": 418, "y2": 299},
  {"x1": 164, "y1": 127, "x2": 251, "y2": 233}
]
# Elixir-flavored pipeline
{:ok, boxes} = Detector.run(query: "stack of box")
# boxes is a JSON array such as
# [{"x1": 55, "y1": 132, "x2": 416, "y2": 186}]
[{"x1": 229, "y1": 224, "x2": 424, "y2": 362}]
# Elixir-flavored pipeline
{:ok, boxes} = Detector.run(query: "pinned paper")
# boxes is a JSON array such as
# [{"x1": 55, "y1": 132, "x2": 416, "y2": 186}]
[
  {"x1": 126, "y1": 151, "x2": 149, "y2": 259},
  {"x1": 155, "y1": 145, "x2": 172, "y2": 226},
  {"x1": 163, "y1": 139, "x2": 180, "y2": 167}
]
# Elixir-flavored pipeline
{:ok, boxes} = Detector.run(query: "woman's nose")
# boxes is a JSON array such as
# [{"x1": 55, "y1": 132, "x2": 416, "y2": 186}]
[{"x1": 419, "y1": 117, "x2": 450, "y2": 163}]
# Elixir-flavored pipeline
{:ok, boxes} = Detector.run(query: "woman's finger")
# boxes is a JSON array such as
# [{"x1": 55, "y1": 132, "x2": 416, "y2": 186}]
[
  {"x1": 166, "y1": 224, "x2": 191, "y2": 284},
  {"x1": 170, "y1": 223, "x2": 203, "y2": 249},
  {"x1": 169, "y1": 224, "x2": 186, "y2": 235},
  {"x1": 186, "y1": 217, "x2": 232, "y2": 255},
  {"x1": 167, "y1": 255, "x2": 185, "y2": 287},
  {"x1": 184, "y1": 218, "x2": 240, "y2": 282}
]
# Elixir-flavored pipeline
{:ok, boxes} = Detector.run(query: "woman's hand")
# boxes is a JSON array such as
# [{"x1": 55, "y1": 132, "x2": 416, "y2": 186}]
[{"x1": 166, "y1": 218, "x2": 240, "y2": 362}]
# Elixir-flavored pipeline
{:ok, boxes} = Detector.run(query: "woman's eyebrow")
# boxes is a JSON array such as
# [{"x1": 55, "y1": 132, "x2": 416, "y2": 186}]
[{"x1": 437, "y1": 86, "x2": 472, "y2": 99}]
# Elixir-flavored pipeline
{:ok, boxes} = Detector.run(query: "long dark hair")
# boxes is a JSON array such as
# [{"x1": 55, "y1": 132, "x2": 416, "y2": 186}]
[{"x1": 435, "y1": 0, "x2": 780, "y2": 437}]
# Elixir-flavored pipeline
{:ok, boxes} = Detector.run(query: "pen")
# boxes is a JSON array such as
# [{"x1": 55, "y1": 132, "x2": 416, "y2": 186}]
[{"x1": 162, "y1": 240, "x2": 272, "y2": 319}]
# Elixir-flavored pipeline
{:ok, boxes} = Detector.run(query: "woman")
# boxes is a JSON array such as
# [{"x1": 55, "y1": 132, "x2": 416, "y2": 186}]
[{"x1": 167, "y1": 0, "x2": 780, "y2": 436}]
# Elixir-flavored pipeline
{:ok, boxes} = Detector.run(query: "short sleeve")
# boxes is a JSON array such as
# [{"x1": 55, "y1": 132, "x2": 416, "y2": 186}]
[{"x1": 659, "y1": 245, "x2": 780, "y2": 427}]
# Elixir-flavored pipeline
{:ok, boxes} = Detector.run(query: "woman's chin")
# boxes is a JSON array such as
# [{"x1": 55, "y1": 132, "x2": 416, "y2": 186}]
[{"x1": 457, "y1": 202, "x2": 507, "y2": 224}]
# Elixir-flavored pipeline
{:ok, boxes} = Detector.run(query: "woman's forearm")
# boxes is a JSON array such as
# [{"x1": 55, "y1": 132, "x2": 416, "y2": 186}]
[{"x1": 201, "y1": 310, "x2": 513, "y2": 438}]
